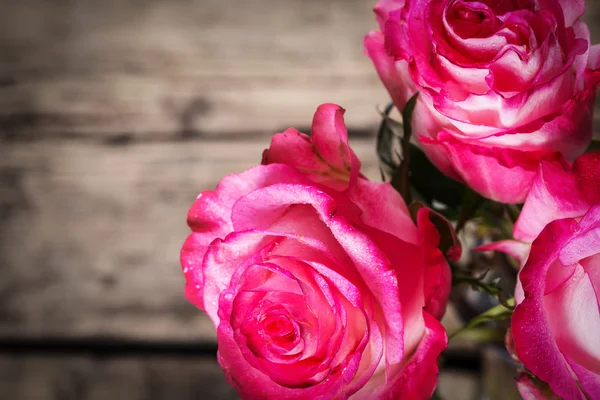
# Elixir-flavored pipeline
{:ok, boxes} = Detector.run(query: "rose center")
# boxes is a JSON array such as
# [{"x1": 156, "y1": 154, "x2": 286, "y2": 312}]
[
  {"x1": 457, "y1": 8, "x2": 485, "y2": 23},
  {"x1": 262, "y1": 314, "x2": 297, "y2": 344},
  {"x1": 447, "y1": 1, "x2": 500, "y2": 39},
  {"x1": 478, "y1": 0, "x2": 535, "y2": 14}
]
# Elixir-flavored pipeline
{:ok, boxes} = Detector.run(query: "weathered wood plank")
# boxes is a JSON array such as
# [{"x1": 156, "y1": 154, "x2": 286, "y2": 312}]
[
  {"x1": 2, "y1": 0, "x2": 597, "y2": 140},
  {"x1": 438, "y1": 371, "x2": 479, "y2": 400},
  {"x1": 0, "y1": 139, "x2": 380, "y2": 339},
  {"x1": 0, "y1": 356, "x2": 239, "y2": 400},
  {"x1": 481, "y1": 348, "x2": 522, "y2": 400},
  {"x1": 0, "y1": 0, "x2": 387, "y2": 140},
  {"x1": 0, "y1": 354, "x2": 477, "y2": 400}
]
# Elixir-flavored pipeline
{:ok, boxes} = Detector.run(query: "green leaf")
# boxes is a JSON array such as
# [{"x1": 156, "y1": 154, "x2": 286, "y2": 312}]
[
  {"x1": 473, "y1": 201, "x2": 516, "y2": 239},
  {"x1": 587, "y1": 138, "x2": 600, "y2": 153},
  {"x1": 401, "y1": 94, "x2": 419, "y2": 142},
  {"x1": 376, "y1": 102, "x2": 400, "y2": 171},
  {"x1": 407, "y1": 143, "x2": 467, "y2": 211},
  {"x1": 452, "y1": 326, "x2": 506, "y2": 343},
  {"x1": 394, "y1": 93, "x2": 419, "y2": 204},
  {"x1": 504, "y1": 204, "x2": 522, "y2": 224},
  {"x1": 377, "y1": 95, "x2": 468, "y2": 213},
  {"x1": 451, "y1": 267, "x2": 509, "y2": 299},
  {"x1": 449, "y1": 298, "x2": 515, "y2": 340},
  {"x1": 455, "y1": 188, "x2": 485, "y2": 233},
  {"x1": 377, "y1": 96, "x2": 480, "y2": 219}
]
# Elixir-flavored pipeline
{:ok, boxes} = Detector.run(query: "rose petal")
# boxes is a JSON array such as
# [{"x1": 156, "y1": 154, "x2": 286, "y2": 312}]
[
  {"x1": 475, "y1": 240, "x2": 531, "y2": 266},
  {"x1": 181, "y1": 232, "x2": 211, "y2": 309},
  {"x1": 217, "y1": 322, "x2": 348, "y2": 399},
  {"x1": 202, "y1": 232, "x2": 279, "y2": 325},
  {"x1": 364, "y1": 30, "x2": 417, "y2": 111},
  {"x1": 231, "y1": 183, "x2": 408, "y2": 366},
  {"x1": 567, "y1": 356, "x2": 600, "y2": 398},
  {"x1": 516, "y1": 373, "x2": 560, "y2": 400},
  {"x1": 559, "y1": 204, "x2": 600, "y2": 265},
  {"x1": 360, "y1": 225, "x2": 425, "y2": 359},
  {"x1": 328, "y1": 220, "x2": 408, "y2": 367},
  {"x1": 545, "y1": 265, "x2": 600, "y2": 375},
  {"x1": 419, "y1": 131, "x2": 555, "y2": 203},
  {"x1": 183, "y1": 165, "x2": 313, "y2": 299},
  {"x1": 188, "y1": 164, "x2": 308, "y2": 233},
  {"x1": 415, "y1": 207, "x2": 453, "y2": 319},
  {"x1": 572, "y1": 151, "x2": 600, "y2": 205},
  {"x1": 311, "y1": 104, "x2": 361, "y2": 186},
  {"x1": 353, "y1": 312, "x2": 447, "y2": 400},
  {"x1": 512, "y1": 217, "x2": 588, "y2": 399},
  {"x1": 537, "y1": 0, "x2": 585, "y2": 27},
  {"x1": 264, "y1": 129, "x2": 350, "y2": 191},
  {"x1": 373, "y1": 0, "x2": 405, "y2": 32},
  {"x1": 348, "y1": 178, "x2": 418, "y2": 244},
  {"x1": 263, "y1": 104, "x2": 361, "y2": 191},
  {"x1": 514, "y1": 157, "x2": 589, "y2": 242}
]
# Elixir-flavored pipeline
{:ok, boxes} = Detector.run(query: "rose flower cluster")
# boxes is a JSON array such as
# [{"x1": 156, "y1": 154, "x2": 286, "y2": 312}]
[{"x1": 181, "y1": 0, "x2": 600, "y2": 399}]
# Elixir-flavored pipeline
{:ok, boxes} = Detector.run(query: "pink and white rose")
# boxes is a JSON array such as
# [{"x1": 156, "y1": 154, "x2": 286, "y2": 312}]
[
  {"x1": 365, "y1": 0, "x2": 600, "y2": 203},
  {"x1": 181, "y1": 104, "x2": 454, "y2": 399},
  {"x1": 484, "y1": 151, "x2": 600, "y2": 399}
]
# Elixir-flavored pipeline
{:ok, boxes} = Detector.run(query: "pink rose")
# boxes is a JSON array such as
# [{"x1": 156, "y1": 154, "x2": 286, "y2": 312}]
[
  {"x1": 365, "y1": 0, "x2": 600, "y2": 203},
  {"x1": 485, "y1": 151, "x2": 600, "y2": 399},
  {"x1": 181, "y1": 104, "x2": 453, "y2": 399}
]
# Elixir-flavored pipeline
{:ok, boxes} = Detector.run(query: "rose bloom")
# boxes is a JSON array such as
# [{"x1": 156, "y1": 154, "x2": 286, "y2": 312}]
[
  {"x1": 180, "y1": 104, "x2": 455, "y2": 399},
  {"x1": 365, "y1": 0, "x2": 600, "y2": 203},
  {"x1": 481, "y1": 151, "x2": 600, "y2": 399}
]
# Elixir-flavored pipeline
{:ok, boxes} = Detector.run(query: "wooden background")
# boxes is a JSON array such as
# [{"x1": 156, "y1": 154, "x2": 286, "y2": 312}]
[{"x1": 0, "y1": 0, "x2": 598, "y2": 399}]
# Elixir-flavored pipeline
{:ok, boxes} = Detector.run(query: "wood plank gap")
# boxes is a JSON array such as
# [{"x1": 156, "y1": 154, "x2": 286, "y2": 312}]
[
  {"x1": 0, "y1": 126, "x2": 378, "y2": 144},
  {"x1": 0, "y1": 337, "x2": 217, "y2": 357},
  {"x1": 0, "y1": 336, "x2": 483, "y2": 372}
]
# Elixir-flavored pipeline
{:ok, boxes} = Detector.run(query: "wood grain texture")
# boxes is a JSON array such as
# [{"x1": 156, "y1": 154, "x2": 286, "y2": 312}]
[
  {"x1": 0, "y1": 0, "x2": 388, "y2": 140},
  {"x1": 0, "y1": 139, "x2": 380, "y2": 339},
  {"x1": 0, "y1": 356, "x2": 239, "y2": 400},
  {"x1": 0, "y1": 355, "x2": 477, "y2": 400},
  {"x1": 0, "y1": 0, "x2": 598, "y2": 342},
  {"x1": 0, "y1": 2, "x2": 598, "y2": 397},
  {"x1": 1, "y1": 0, "x2": 597, "y2": 141}
]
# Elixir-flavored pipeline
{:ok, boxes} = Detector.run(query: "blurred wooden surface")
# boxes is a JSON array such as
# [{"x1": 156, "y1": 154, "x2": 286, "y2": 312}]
[
  {"x1": 0, "y1": 354, "x2": 478, "y2": 400},
  {"x1": 0, "y1": 0, "x2": 597, "y2": 341},
  {"x1": 0, "y1": 0, "x2": 599, "y2": 398},
  {"x1": 0, "y1": 355, "x2": 239, "y2": 400},
  {"x1": 0, "y1": 140, "x2": 379, "y2": 340},
  {"x1": 1, "y1": 0, "x2": 597, "y2": 141},
  {"x1": 0, "y1": 0, "x2": 386, "y2": 140},
  {"x1": 0, "y1": 0, "x2": 389, "y2": 342}
]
